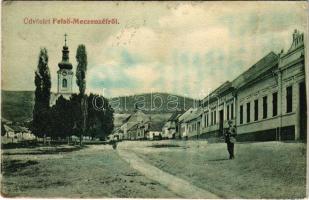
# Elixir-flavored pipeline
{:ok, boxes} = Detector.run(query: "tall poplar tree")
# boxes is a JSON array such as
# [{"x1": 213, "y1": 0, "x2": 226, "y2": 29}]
[
  {"x1": 33, "y1": 48, "x2": 51, "y2": 138},
  {"x1": 76, "y1": 44, "x2": 88, "y2": 145}
]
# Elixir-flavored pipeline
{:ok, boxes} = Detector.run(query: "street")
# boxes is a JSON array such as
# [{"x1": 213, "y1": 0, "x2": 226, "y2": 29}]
[{"x1": 1, "y1": 140, "x2": 306, "y2": 198}]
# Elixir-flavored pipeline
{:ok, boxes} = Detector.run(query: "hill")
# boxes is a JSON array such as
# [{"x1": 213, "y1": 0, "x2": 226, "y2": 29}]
[
  {"x1": 1, "y1": 91, "x2": 198, "y2": 123},
  {"x1": 1, "y1": 90, "x2": 35, "y2": 122},
  {"x1": 110, "y1": 92, "x2": 197, "y2": 114}
]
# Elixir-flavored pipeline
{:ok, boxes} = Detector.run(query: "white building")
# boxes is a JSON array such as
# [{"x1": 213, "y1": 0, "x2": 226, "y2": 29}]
[
  {"x1": 186, "y1": 29, "x2": 307, "y2": 141},
  {"x1": 50, "y1": 34, "x2": 74, "y2": 105}
]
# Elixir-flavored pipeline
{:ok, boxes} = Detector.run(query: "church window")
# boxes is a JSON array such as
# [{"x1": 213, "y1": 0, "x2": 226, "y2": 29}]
[{"x1": 62, "y1": 78, "x2": 67, "y2": 88}]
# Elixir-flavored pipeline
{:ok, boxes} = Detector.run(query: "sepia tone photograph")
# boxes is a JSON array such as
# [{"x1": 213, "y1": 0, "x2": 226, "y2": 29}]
[{"x1": 1, "y1": 1, "x2": 308, "y2": 199}]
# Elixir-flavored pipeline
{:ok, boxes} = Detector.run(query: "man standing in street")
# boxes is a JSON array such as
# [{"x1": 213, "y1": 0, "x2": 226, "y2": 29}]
[{"x1": 224, "y1": 120, "x2": 237, "y2": 159}]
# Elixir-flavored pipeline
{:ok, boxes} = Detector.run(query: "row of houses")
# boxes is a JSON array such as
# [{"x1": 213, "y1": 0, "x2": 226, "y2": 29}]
[
  {"x1": 163, "y1": 29, "x2": 307, "y2": 141},
  {"x1": 1, "y1": 118, "x2": 35, "y2": 143},
  {"x1": 109, "y1": 109, "x2": 163, "y2": 141}
]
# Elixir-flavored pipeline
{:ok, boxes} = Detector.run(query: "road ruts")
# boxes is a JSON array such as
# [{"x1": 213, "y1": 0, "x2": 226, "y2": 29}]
[{"x1": 117, "y1": 149, "x2": 219, "y2": 199}]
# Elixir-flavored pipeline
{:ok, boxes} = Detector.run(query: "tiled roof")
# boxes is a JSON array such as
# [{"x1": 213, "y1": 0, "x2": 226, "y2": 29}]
[
  {"x1": 232, "y1": 52, "x2": 278, "y2": 89},
  {"x1": 183, "y1": 107, "x2": 203, "y2": 123},
  {"x1": 167, "y1": 110, "x2": 185, "y2": 122},
  {"x1": 201, "y1": 81, "x2": 233, "y2": 104},
  {"x1": 125, "y1": 110, "x2": 151, "y2": 131},
  {"x1": 178, "y1": 108, "x2": 194, "y2": 122}
]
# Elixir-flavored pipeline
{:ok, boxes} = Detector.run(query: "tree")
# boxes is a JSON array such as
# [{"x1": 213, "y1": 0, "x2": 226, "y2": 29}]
[
  {"x1": 32, "y1": 48, "x2": 51, "y2": 139},
  {"x1": 49, "y1": 96, "x2": 75, "y2": 140},
  {"x1": 75, "y1": 45, "x2": 88, "y2": 145},
  {"x1": 87, "y1": 94, "x2": 114, "y2": 140},
  {"x1": 1, "y1": 123, "x2": 6, "y2": 136}
]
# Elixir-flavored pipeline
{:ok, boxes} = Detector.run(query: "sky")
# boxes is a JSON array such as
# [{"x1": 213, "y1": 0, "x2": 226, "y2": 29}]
[{"x1": 2, "y1": 1, "x2": 307, "y2": 99}]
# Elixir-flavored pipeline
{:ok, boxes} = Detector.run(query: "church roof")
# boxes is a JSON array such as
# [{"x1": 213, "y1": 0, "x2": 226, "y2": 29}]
[{"x1": 58, "y1": 34, "x2": 73, "y2": 70}]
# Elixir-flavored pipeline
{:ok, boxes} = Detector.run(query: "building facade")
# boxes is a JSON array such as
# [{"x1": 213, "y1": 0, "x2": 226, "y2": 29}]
[
  {"x1": 120, "y1": 109, "x2": 151, "y2": 140},
  {"x1": 162, "y1": 111, "x2": 184, "y2": 139},
  {"x1": 200, "y1": 81, "x2": 236, "y2": 139},
  {"x1": 181, "y1": 30, "x2": 307, "y2": 141}
]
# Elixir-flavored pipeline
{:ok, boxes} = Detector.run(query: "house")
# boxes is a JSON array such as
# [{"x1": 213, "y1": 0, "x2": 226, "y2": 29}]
[
  {"x1": 120, "y1": 109, "x2": 151, "y2": 140},
  {"x1": 147, "y1": 122, "x2": 163, "y2": 140},
  {"x1": 3, "y1": 124, "x2": 15, "y2": 138},
  {"x1": 2, "y1": 124, "x2": 35, "y2": 143},
  {"x1": 183, "y1": 107, "x2": 203, "y2": 139},
  {"x1": 109, "y1": 127, "x2": 124, "y2": 141},
  {"x1": 162, "y1": 111, "x2": 184, "y2": 139},
  {"x1": 200, "y1": 81, "x2": 236, "y2": 138},
  {"x1": 177, "y1": 108, "x2": 195, "y2": 139},
  {"x1": 183, "y1": 29, "x2": 306, "y2": 141},
  {"x1": 235, "y1": 30, "x2": 306, "y2": 141}
]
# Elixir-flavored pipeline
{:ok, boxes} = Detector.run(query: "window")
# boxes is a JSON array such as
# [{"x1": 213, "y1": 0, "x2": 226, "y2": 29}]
[
  {"x1": 206, "y1": 113, "x2": 209, "y2": 127},
  {"x1": 263, "y1": 96, "x2": 268, "y2": 119},
  {"x1": 227, "y1": 105, "x2": 230, "y2": 120},
  {"x1": 254, "y1": 99, "x2": 258, "y2": 121},
  {"x1": 214, "y1": 110, "x2": 216, "y2": 124},
  {"x1": 210, "y1": 112, "x2": 214, "y2": 125},
  {"x1": 231, "y1": 103, "x2": 234, "y2": 119},
  {"x1": 202, "y1": 114, "x2": 205, "y2": 127},
  {"x1": 246, "y1": 102, "x2": 251, "y2": 123},
  {"x1": 240, "y1": 105, "x2": 243, "y2": 124},
  {"x1": 272, "y1": 92, "x2": 278, "y2": 116},
  {"x1": 286, "y1": 86, "x2": 293, "y2": 113},
  {"x1": 62, "y1": 78, "x2": 67, "y2": 88}
]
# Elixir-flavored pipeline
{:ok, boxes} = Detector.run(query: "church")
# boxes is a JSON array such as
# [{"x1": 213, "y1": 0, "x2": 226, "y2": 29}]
[{"x1": 50, "y1": 34, "x2": 74, "y2": 105}]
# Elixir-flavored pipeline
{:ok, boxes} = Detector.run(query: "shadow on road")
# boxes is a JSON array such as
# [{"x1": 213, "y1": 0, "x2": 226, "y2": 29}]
[
  {"x1": 2, "y1": 146, "x2": 86, "y2": 156},
  {"x1": 207, "y1": 158, "x2": 230, "y2": 162}
]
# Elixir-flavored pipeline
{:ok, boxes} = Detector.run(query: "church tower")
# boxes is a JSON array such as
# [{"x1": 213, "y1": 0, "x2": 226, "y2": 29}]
[{"x1": 57, "y1": 33, "x2": 73, "y2": 98}]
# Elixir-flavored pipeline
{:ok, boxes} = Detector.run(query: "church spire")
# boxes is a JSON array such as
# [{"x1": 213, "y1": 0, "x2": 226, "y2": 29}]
[
  {"x1": 64, "y1": 33, "x2": 67, "y2": 46},
  {"x1": 58, "y1": 33, "x2": 73, "y2": 69}
]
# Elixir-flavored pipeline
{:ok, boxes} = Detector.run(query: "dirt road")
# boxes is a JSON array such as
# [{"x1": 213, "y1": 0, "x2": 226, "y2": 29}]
[{"x1": 118, "y1": 149, "x2": 219, "y2": 199}]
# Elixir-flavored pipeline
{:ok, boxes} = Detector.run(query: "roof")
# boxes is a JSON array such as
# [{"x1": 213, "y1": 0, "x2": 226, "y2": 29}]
[
  {"x1": 183, "y1": 107, "x2": 203, "y2": 123},
  {"x1": 125, "y1": 110, "x2": 151, "y2": 131},
  {"x1": 178, "y1": 108, "x2": 194, "y2": 122},
  {"x1": 11, "y1": 126, "x2": 28, "y2": 132},
  {"x1": 200, "y1": 52, "x2": 278, "y2": 106},
  {"x1": 167, "y1": 110, "x2": 185, "y2": 122},
  {"x1": 122, "y1": 115, "x2": 132, "y2": 124},
  {"x1": 127, "y1": 123, "x2": 139, "y2": 132},
  {"x1": 232, "y1": 52, "x2": 278, "y2": 89},
  {"x1": 212, "y1": 81, "x2": 232, "y2": 96},
  {"x1": 149, "y1": 122, "x2": 164, "y2": 131},
  {"x1": 1, "y1": 118, "x2": 12, "y2": 124},
  {"x1": 112, "y1": 127, "x2": 121, "y2": 133},
  {"x1": 201, "y1": 81, "x2": 233, "y2": 105},
  {"x1": 3, "y1": 124, "x2": 14, "y2": 132}
]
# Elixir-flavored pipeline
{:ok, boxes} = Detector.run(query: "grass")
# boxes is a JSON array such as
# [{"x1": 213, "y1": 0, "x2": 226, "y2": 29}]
[
  {"x1": 135, "y1": 141, "x2": 307, "y2": 198},
  {"x1": 1, "y1": 145, "x2": 178, "y2": 198}
]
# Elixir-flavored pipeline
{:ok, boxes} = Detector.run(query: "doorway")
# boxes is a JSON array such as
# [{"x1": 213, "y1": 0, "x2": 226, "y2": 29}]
[
  {"x1": 299, "y1": 81, "x2": 307, "y2": 141},
  {"x1": 197, "y1": 121, "x2": 200, "y2": 139},
  {"x1": 219, "y1": 110, "x2": 224, "y2": 136}
]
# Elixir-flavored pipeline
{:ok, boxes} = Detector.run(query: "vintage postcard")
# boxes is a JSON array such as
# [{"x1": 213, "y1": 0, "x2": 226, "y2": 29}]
[{"x1": 1, "y1": 1, "x2": 308, "y2": 198}]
